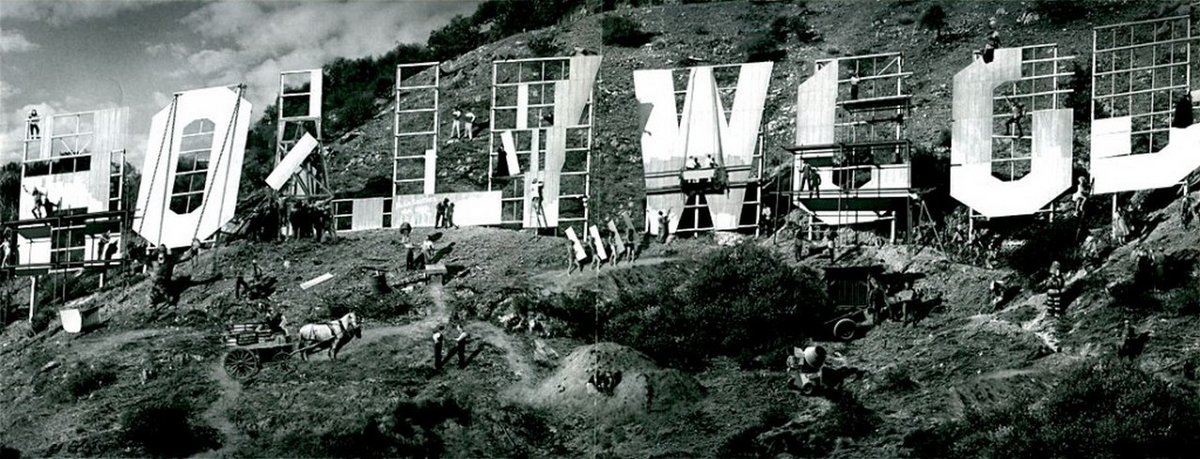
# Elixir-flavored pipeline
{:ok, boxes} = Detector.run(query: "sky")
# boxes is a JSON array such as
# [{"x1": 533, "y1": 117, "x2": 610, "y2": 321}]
[{"x1": 0, "y1": 0, "x2": 482, "y2": 165}]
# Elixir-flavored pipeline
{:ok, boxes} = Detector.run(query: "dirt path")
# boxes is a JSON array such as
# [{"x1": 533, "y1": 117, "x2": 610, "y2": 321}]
[
  {"x1": 471, "y1": 322, "x2": 536, "y2": 386},
  {"x1": 529, "y1": 256, "x2": 677, "y2": 293},
  {"x1": 193, "y1": 362, "x2": 245, "y2": 459}
]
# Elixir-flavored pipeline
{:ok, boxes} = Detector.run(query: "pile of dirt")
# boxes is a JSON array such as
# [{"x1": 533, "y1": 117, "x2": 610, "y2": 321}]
[{"x1": 530, "y1": 342, "x2": 703, "y2": 419}]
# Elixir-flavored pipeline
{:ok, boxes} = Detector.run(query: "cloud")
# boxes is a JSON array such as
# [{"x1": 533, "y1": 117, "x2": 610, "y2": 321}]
[
  {"x1": 0, "y1": 29, "x2": 37, "y2": 52},
  {"x1": 146, "y1": 42, "x2": 187, "y2": 58},
  {"x1": 178, "y1": 0, "x2": 482, "y2": 109},
  {"x1": 0, "y1": 0, "x2": 156, "y2": 26}
]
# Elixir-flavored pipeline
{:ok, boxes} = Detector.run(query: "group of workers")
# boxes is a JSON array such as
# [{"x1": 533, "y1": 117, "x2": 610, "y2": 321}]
[
  {"x1": 434, "y1": 198, "x2": 458, "y2": 229},
  {"x1": 431, "y1": 324, "x2": 471, "y2": 370},
  {"x1": 567, "y1": 222, "x2": 640, "y2": 275},
  {"x1": 397, "y1": 223, "x2": 440, "y2": 270},
  {"x1": 687, "y1": 154, "x2": 718, "y2": 170},
  {"x1": 448, "y1": 107, "x2": 477, "y2": 141}
]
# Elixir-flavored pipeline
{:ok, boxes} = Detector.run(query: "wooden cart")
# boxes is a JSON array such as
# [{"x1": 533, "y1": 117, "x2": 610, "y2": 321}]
[{"x1": 221, "y1": 323, "x2": 296, "y2": 380}]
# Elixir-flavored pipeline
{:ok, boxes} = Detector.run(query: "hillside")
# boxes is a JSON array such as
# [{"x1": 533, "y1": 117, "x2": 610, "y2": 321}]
[{"x1": 5, "y1": 1, "x2": 1200, "y2": 458}]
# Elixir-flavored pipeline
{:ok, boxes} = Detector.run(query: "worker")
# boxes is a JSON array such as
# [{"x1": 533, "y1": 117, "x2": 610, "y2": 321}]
[
  {"x1": 848, "y1": 71, "x2": 861, "y2": 100},
  {"x1": 1181, "y1": 185, "x2": 1196, "y2": 228},
  {"x1": 260, "y1": 302, "x2": 287, "y2": 336},
  {"x1": 464, "y1": 110, "x2": 476, "y2": 139},
  {"x1": 688, "y1": 157, "x2": 701, "y2": 169},
  {"x1": 760, "y1": 206, "x2": 773, "y2": 234},
  {"x1": 27, "y1": 109, "x2": 40, "y2": 139},
  {"x1": 421, "y1": 234, "x2": 437, "y2": 266},
  {"x1": 990, "y1": 279, "x2": 1009, "y2": 309},
  {"x1": 432, "y1": 325, "x2": 445, "y2": 370},
  {"x1": 444, "y1": 200, "x2": 458, "y2": 229},
  {"x1": 662, "y1": 210, "x2": 672, "y2": 243},
  {"x1": 1172, "y1": 93, "x2": 1193, "y2": 129},
  {"x1": 1117, "y1": 320, "x2": 1151, "y2": 360},
  {"x1": 23, "y1": 185, "x2": 49, "y2": 219},
  {"x1": 1112, "y1": 205, "x2": 1131, "y2": 243},
  {"x1": 0, "y1": 233, "x2": 11, "y2": 269},
  {"x1": 867, "y1": 275, "x2": 888, "y2": 322},
  {"x1": 149, "y1": 245, "x2": 176, "y2": 309},
  {"x1": 704, "y1": 154, "x2": 716, "y2": 169},
  {"x1": 398, "y1": 223, "x2": 415, "y2": 270},
  {"x1": 805, "y1": 164, "x2": 822, "y2": 198},
  {"x1": 981, "y1": 30, "x2": 999, "y2": 64},
  {"x1": 1004, "y1": 95, "x2": 1026, "y2": 139},
  {"x1": 606, "y1": 229, "x2": 621, "y2": 267},
  {"x1": 435, "y1": 199, "x2": 447, "y2": 229},
  {"x1": 567, "y1": 235, "x2": 586, "y2": 275},
  {"x1": 1071, "y1": 176, "x2": 1091, "y2": 214},
  {"x1": 454, "y1": 325, "x2": 470, "y2": 369},
  {"x1": 623, "y1": 225, "x2": 638, "y2": 262},
  {"x1": 450, "y1": 108, "x2": 462, "y2": 139},
  {"x1": 1044, "y1": 261, "x2": 1065, "y2": 317}
]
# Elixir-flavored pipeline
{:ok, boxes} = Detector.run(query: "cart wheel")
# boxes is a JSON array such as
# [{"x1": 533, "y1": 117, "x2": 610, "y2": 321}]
[
  {"x1": 224, "y1": 349, "x2": 259, "y2": 380},
  {"x1": 833, "y1": 318, "x2": 857, "y2": 341},
  {"x1": 800, "y1": 381, "x2": 818, "y2": 396}
]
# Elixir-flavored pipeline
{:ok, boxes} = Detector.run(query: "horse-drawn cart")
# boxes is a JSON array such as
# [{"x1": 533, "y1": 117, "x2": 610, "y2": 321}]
[{"x1": 221, "y1": 323, "x2": 296, "y2": 380}]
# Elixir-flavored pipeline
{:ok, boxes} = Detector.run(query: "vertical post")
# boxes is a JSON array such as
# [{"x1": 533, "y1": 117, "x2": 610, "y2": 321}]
[
  {"x1": 100, "y1": 272, "x2": 106, "y2": 289},
  {"x1": 968, "y1": 210, "x2": 975, "y2": 242},
  {"x1": 28, "y1": 276, "x2": 36, "y2": 322},
  {"x1": 889, "y1": 217, "x2": 896, "y2": 244}
]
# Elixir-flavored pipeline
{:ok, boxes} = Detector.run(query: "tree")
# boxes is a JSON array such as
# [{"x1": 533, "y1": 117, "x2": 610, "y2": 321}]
[
  {"x1": 427, "y1": 15, "x2": 483, "y2": 61},
  {"x1": 919, "y1": 5, "x2": 947, "y2": 39}
]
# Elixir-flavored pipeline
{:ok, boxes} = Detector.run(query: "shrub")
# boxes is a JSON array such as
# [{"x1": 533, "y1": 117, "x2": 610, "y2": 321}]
[
  {"x1": 919, "y1": 5, "x2": 947, "y2": 38},
  {"x1": 744, "y1": 32, "x2": 786, "y2": 63},
  {"x1": 1165, "y1": 284, "x2": 1200, "y2": 316},
  {"x1": 587, "y1": 244, "x2": 830, "y2": 370},
  {"x1": 526, "y1": 34, "x2": 560, "y2": 57},
  {"x1": 1031, "y1": 0, "x2": 1088, "y2": 23},
  {"x1": 910, "y1": 364, "x2": 1200, "y2": 458},
  {"x1": 310, "y1": 396, "x2": 470, "y2": 458},
  {"x1": 121, "y1": 402, "x2": 218, "y2": 458},
  {"x1": 769, "y1": 15, "x2": 819, "y2": 44},
  {"x1": 61, "y1": 365, "x2": 118, "y2": 401},
  {"x1": 601, "y1": 15, "x2": 653, "y2": 47},
  {"x1": 1000, "y1": 217, "x2": 1083, "y2": 277},
  {"x1": 355, "y1": 289, "x2": 421, "y2": 321}
]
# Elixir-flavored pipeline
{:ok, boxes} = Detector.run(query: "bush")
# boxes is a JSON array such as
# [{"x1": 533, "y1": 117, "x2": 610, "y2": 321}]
[
  {"x1": 566, "y1": 244, "x2": 830, "y2": 370},
  {"x1": 910, "y1": 364, "x2": 1200, "y2": 458},
  {"x1": 919, "y1": 5, "x2": 947, "y2": 38},
  {"x1": 310, "y1": 397, "x2": 470, "y2": 458},
  {"x1": 743, "y1": 32, "x2": 786, "y2": 63},
  {"x1": 526, "y1": 34, "x2": 560, "y2": 57},
  {"x1": 121, "y1": 402, "x2": 219, "y2": 458},
  {"x1": 1000, "y1": 217, "x2": 1083, "y2": 277},
  {"x1": 601, "y1": 15, "x2": 653, "y2": 47},
  {"x1": 768, "y1": 15, "x2": 819, "y2": 44},
  {"x1": 60, "y1": 365, "x2": 118, "y2": 401},
  {"x1": 355, "y1": 289, "x2": 421, "y2": 321},
  {"x1": 1031, "y1": 0, "x2": 1088, "y2": 23}
]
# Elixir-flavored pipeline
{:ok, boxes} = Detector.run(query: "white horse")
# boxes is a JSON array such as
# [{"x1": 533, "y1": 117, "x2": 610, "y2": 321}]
[{"x1": 297, "y1": 312, "x2": 362, "y2": 361}]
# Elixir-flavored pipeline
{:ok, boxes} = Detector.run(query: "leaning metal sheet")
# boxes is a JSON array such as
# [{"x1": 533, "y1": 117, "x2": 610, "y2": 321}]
[{"x1": 266, "y1": 133, "x2": 317, "y2": 190}]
